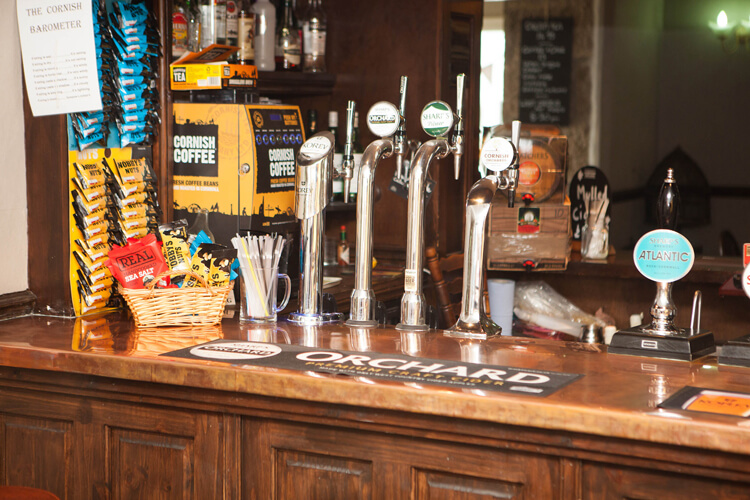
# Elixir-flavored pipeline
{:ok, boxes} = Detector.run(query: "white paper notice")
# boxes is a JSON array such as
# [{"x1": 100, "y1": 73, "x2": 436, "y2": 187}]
[{"x1": 17, "y1": 0, "x2": 102, "y2": 116}]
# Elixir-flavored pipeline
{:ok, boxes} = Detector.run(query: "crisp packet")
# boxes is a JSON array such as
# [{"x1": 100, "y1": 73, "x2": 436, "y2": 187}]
[
  {"x1": 182, "y1": 244, "x2": 236, "y2": 288},
  {"x1": 188, "y1": 230, "x2": 213, "y2": 255},
  {"x1": 158, "y1": 220, "x2": 192, "y2": 285},
  {"x1": 105, "y1": 234, "x2": 170, "y2": 289}
]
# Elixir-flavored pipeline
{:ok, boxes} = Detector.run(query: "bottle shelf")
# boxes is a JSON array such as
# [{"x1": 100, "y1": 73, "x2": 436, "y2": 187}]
[{"x1": 256, "y1": 71, "x2": 336, "y2": 96}]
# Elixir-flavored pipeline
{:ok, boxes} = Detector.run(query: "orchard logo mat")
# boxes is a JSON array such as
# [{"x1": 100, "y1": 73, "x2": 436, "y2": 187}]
[{"x1": 163, "y1": 341, "x2": 583, "y2": 396}]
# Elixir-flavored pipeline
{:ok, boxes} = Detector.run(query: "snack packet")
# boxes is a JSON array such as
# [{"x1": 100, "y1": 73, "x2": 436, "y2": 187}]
[
  {"x1": 105, "y1": 234, "x2": 170, "y2": 289},
  {"x1": 182, "y1": 243, "x2": 236, "y2": 288},
  {"x1": 158, "y1": 220, "x2": 192, "y2": 285}
]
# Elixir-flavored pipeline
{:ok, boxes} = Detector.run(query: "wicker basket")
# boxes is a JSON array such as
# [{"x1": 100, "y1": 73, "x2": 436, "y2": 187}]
[{"x1": 120, "y1": 270, "x2": 233, "y2": 327}]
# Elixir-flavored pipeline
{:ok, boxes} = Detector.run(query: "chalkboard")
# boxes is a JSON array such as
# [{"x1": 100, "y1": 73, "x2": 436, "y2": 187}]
[
  {"x1": 519, "y1": 18, "x2": 573, "y2": 125},
  {"x1": 569, "y1": 166, "x2": 610, "y2": 242}
]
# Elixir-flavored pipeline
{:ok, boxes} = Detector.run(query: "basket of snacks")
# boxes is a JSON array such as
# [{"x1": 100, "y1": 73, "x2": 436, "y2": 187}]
[
  {"x1": 106, "y1": 220, "x2": 237, "y2": 328},
  {"x1": 120, "y1": 269, "x2": 232, "y2": 327}
]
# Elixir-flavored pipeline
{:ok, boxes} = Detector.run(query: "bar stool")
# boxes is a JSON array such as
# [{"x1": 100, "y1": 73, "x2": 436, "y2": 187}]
[{"x1": 0, "y1": 487, "x2": 60, "y2": 500}]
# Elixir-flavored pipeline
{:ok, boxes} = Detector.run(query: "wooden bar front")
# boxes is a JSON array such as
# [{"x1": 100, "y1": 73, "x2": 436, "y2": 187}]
[{"x1": 1, "y1": 314, "x2": 750, "y2": 499}]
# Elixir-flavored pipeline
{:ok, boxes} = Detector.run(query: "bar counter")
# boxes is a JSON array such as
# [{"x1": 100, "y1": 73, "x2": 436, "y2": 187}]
[{"x1": 1, "y1": 313, "x2": 750, "y2": 498}]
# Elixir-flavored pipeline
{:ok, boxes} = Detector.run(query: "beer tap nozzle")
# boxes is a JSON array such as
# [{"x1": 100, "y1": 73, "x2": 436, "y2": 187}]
[
  {"x1": 342, "y1": 101, "x2": 356, "y2": 201},
  {"x1": 505, "y1": 120, "x2": 521, "y2": 208},
  {"x1": 394, "y1": 76, "x2": 409, "y2": 180},
  {"x1": 451, "y1": 73, "x2": 466, "y2": 180}
]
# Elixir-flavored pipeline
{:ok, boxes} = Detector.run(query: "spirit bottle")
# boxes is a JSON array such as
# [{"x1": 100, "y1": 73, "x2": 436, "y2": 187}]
[
  {"x1": 237, "y1": 0, "x2": 254, "y2": 64},
  {"x1": 186, "y1": 0, "x2": 202, "y2": 52},
  {"x1": 214, "y1": 0, "x2": 227, "y2": 45},
  {"x1": 172, "y1": 0, "x2": 189, "y2": 60},
  {"x1": 199, "y1": 0, "x2": 216, "y2": 49},
  {"x1": 302, "y1": 0, "x2": 327, "y2": 72},
  {"x1": 226, "y1": 0, "x2": 239, "y2": 54},
  {"x1": 275, "y1": 0, "x2": 301, "y2": 70},
  {"x1": 251, "y1": 0, "x2": 276, "y2": 71}
]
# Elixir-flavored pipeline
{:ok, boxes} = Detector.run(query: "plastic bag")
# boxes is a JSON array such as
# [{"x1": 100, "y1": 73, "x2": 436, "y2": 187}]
[{"x1": 514, "y1": 281, "x2": 606, "y2": 337}]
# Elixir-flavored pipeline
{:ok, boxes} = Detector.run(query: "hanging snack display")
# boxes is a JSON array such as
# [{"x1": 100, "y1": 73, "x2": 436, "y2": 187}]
[
  {"x1": 68, "y1": 0, "x2": 162, "y2": 151},
  {"x1": 102, "y1": 156, "x2": 161, "y2": 246},
  {"x1": 68, "y1": 148, "x2": 161, "y2": 317},
  {"x1": 108, "y1": 1, "x2": 162, "y2": 148},
  {"x1": 69, "y1": 3, "x2": 110, "y2": 151}
]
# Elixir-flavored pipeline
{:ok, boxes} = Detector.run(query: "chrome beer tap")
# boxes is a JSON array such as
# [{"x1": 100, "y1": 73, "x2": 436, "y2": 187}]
[
  {"x1": 397, "y1": 73, "x2": 467, "y2": 331},
  {"x1": 347, "y1": 78, "x2": 410, "y2": 327},
  {"x1": 445, "y1": 130, "x2": 519, "y2": 338},
  {"x1": 289, "y1": 131, "x2": 344, "y2": 325},
  {"x1": 506, "y1": 121, "x2": 521, "y2": 208},
  {"x1": 340, "y1": 101, "x2": 357, "y2": 202},
  {"x1": 393, "y1": 76, "x2": 409, "y2": 183}
]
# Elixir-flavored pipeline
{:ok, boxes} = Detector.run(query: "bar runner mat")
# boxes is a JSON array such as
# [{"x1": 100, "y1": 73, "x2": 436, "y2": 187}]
[
  {"x1": 161, "y1": 340, "x2": 582, "y2": 397},
  {"x1": 659, "y1": 386, "x2": 750, "y2": 418}
]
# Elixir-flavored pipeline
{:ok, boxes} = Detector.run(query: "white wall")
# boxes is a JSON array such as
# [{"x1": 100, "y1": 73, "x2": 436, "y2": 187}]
[
  {"x1": 0, "y1": 4, "x2": 28, "y2": 295},
  {"x1": 657, "y1": 0, "x2": 750, "y2": 255},
  {"x1": 598, "y1": 0, "x2": 663, "y2": 250}
]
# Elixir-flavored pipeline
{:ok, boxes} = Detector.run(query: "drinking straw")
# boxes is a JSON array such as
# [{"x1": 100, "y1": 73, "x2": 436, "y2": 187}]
[
  {"x1": 232, "y1": 233, "x2": 287, "y2": 319},
  {"x1": 232, "y1": 235, "x2": 269, "y2": 318}
]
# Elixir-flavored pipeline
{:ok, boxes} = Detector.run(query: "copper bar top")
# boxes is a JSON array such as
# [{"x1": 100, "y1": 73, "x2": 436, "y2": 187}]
[{"x1": 0, "y1": 312, "x2": 749, "y2": 455}]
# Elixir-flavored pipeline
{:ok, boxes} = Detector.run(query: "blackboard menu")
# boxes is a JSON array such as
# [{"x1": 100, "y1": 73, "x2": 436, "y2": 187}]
[{"x1": 519, "y1": 18, "x2": 573, "y2": 125}]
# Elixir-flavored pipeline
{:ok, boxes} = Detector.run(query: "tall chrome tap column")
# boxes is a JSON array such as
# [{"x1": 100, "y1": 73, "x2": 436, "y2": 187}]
[
  {"x1": 445, "y1": 134, "x2": 518, "y2": 338},
  {"x1": 288, "y1": 131, "x2": 343, "y2": 325},
  {"x1": 397, "y1": 74, "x2": 466, "y2": 331},
  {"x1": 347, "y1": 87, "x2": 407, "y2": 326}
]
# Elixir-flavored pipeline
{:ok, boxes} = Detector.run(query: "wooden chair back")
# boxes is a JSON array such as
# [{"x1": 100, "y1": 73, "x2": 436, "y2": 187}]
[{"x1": 425, "y1": 247, "x2": 465, "y2": 329}]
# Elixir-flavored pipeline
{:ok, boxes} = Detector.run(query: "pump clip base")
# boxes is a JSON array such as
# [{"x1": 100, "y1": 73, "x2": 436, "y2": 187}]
[
  {"x1": 718, "y1": 334, "x2": 750, "y2": 367},
  {"x1": 608, "y1": 327, "x2": 715, "y2": 361}
]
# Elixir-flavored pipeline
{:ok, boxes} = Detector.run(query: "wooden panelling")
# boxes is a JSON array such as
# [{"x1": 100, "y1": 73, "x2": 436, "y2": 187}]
[
  {"x1": 245, "y1": 419, "x2": 561, "y2": 499},
  {"x1": 0, "y1": 385, "x2": 225, "y2": 499},
  {"x1": 275, "y1": 450, "x2": 373, "y2": 500},
  {"x1": 95, "y1": 402, "x2": 224, "y2": 500},
  {"x1": 1, "y1": 415, "x2": 70, "y2": 498},
  {"x1": 109, "y1": 429, "x2": 193, "y2": 500},
  {"x1": 413, "y1": 469, "x2": 522, "y2": 500},
  {"x1": 1, "y1": 363, "x2": 750, "y2": 498},
  {"x1": 582, "y1": 463, "x2": 750, "y2": 500}
]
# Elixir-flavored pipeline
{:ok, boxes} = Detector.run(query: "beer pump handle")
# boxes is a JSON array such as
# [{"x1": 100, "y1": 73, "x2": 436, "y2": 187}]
[
  {"x1": 398, "y1": 76, "x2": 408, "y2": 127},
  {"x1": 342, "y1": 101, "x2": 356, "y2": 201},
  {"x1": 507, "y1": 120, "x2": 522, "y2": 208},
  {"x1": 657, "y1": 168, "x2": 680, "y2": 230},
  {"x1": 394, "y1": 76, "x2": 408, "y2": 181},
  {"x1": 452, "y1": 73, "x2": 465, "y2": 180}
]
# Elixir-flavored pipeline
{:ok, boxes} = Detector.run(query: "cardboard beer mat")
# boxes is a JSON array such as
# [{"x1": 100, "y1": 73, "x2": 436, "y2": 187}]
[
  {"x1": 161, "y1": 340, "x2": 582, "y2": 397},
  {"x1": 659, "y1": 386, "x2": 750, "y2": 418}
]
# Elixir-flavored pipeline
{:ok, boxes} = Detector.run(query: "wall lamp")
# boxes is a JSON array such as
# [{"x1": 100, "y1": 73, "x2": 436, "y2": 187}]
[{"x1": 709, "y1": 10, "x2": 750, "y2": 53}]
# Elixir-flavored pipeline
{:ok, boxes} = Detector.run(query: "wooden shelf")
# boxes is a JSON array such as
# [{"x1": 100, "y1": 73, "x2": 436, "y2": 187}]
[{"x1": 256, "y1": 71, "x2": 336, "y2": 96}]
